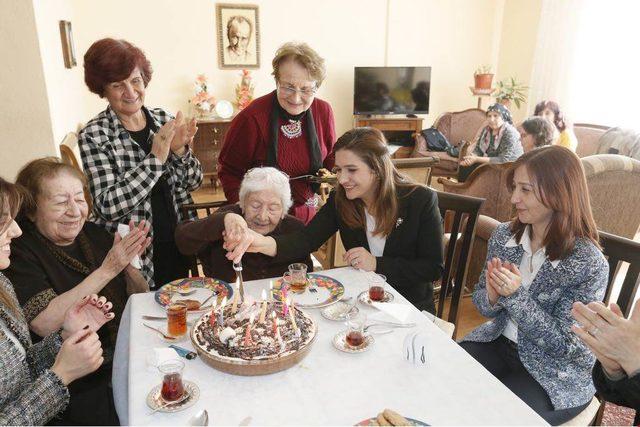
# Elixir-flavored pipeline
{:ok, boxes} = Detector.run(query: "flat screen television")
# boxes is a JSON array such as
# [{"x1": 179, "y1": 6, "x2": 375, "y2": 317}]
[{"x1": 354, "y1": 66, "x2": 431, "y2": 115}]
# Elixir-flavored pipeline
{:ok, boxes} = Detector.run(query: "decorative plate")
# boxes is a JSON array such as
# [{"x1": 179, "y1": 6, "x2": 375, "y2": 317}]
[
  {"x1": 332, "y1": 330, "x2": 374, "y2": 353},
  {"x1": 215, "y1": 100, "x2": 234, "y2": 119},
  {"x1": 357, "y1": 290, "x2": 395, "y2": 306},
  {"x1": 272, "y1": 274, "x2": 345, "y2": 308},
  {"x1": 146, "y1": 380, "x2": 200, "y2": 413},
  {"x1": 154, "y1": 277, "x2": 232, "y2": 312},
  {"x1": 356, "y1": 416, "x2": 429, "y2": 426},
  {"x1": 321, "y1": 300, "x2": 359, "y2": 321}
]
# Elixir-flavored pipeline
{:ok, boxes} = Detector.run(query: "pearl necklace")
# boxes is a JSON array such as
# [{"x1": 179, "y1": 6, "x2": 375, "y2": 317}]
[{"x1": 280, "y1": 119, "x2": 302, "y2": 139}]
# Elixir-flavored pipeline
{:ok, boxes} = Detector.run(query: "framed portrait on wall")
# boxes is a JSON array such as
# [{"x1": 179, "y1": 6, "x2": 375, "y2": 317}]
[{"x1": 216, "y1": 3, "x2": 260, "y2": 69}]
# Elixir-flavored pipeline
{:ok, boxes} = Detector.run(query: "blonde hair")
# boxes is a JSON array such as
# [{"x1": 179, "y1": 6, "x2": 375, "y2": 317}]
[{"x1": 272, "y1": 42, "x2": 326, "y2": 87}]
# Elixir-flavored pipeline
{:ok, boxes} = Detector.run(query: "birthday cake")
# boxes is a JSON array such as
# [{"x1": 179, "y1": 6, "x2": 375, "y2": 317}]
[{"x1": 191, "y1": 301, "x2": 317, "y2": 375}]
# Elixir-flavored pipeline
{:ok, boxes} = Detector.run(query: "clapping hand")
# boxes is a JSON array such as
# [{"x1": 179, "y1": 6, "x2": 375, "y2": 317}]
[
  {"x1": 102, "y1": 220, "x2": 151, "y2": 277},
  {"x1": 171, "y1": 111, "x2": 198, "y2": 155},
  {"x1": 571, "y1": 301, "x2": 640, "y2": 377},
  {"x1": 62, "y1": 293, "x2": 115, "y2": 339},
  {"x1": 485, "y1": 257, "x2": 521, "y2": 304}
]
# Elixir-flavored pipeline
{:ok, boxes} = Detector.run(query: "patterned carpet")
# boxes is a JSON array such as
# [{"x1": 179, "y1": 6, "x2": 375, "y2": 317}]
[{"x1": 602, "y1": 402, "x2": 636, "y2": 426}]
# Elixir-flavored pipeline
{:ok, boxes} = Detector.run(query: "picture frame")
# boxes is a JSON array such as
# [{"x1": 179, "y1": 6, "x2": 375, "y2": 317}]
[
  {"x1": 216, "y1": 3, "x2": 260, "y2": 69},
  {"x1": 58, "y1": 20, "x2": 77, "y2": 69}
]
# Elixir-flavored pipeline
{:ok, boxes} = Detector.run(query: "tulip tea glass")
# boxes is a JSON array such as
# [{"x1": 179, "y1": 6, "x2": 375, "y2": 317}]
[
  {"x1": 167, "y1": 302, "x2": 187, "y2": 337},
  {"x1": 283, "y1": 263, "x2": 309, "y2": 294},
  {"x1": 368, "y1": 274, "x2": 387, "y2": 302},
  {"x1": 345, "y1": 312, "x2": 367, "y2": 347},
  {"x1": 159, "y1": 359, "x2": 185, "y2": 402}
]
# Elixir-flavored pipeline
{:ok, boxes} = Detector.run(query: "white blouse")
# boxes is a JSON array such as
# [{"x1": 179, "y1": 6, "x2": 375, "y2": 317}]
[{"x1": 364, "y1": 209, "x2": 387, "y2": 257}]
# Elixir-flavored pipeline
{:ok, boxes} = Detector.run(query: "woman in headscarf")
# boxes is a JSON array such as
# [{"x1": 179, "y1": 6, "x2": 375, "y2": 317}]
[{"x1": 458, "y1": 103, "x2": 523, "y2": 182}]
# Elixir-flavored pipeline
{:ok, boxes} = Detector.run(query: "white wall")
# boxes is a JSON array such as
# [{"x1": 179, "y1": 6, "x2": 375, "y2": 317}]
[{"x1": 0, "y1": 0, "x2": 57, "y2": 180}]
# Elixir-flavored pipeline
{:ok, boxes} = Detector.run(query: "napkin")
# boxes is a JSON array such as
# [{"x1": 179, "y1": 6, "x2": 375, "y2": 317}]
[
  {"x1": 369, "y1": 302, "x2": 412, "y2": 323},
  {"x1": 117, "y1": 224, "x2": 142, "y2": 269},
  {"x1": 146, "y1": 348, "x2": 180, "y2": 371}
]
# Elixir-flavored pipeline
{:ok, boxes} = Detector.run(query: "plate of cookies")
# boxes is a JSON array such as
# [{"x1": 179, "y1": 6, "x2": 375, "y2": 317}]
[
  {"x1": 356, "y1": 409, "x2": 428, "y2": 426},
  {"x1": 154, "y1": 277, "x2": 233, "y2": 313}
]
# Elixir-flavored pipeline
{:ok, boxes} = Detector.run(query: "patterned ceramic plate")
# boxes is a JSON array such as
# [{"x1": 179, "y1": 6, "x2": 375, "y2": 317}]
[
  {"x1": 357, "y1": 290, "x2": 395, "y2": 307},
  {"x1": 332, "y1": 330, "x2": 374, "y2": 353},
  {"x1": 272, "y1": 274, "x2": 345, "y2": 308},
  {"x1": 146, "y1": 380, "x2": 200, "y2": 413},
  {"x1": 154, "y1": 277, "x2": 232, "y2": 312},
  {"x1": 356, "y1": 416, "x2": 429, "y2": 426}
]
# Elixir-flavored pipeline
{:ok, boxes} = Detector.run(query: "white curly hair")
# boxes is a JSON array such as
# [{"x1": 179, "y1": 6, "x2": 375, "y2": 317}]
[{"x1": 238, "y1": 167, "x2": 293, "y2": 214}]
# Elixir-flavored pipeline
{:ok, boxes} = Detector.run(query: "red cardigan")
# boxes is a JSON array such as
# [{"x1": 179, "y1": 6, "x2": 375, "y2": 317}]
[{"x1": 217, "y1": 91, "x2": 336, "y2": 223}]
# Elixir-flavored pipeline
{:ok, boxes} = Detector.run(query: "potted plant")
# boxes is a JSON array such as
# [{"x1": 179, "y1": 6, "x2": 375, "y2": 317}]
[
  {"x1": 473, "y1": 65, "x2": 494, "y2": 90},
  {"x1": 494, "y1": 77, "x2": 528, "y2": 109}
]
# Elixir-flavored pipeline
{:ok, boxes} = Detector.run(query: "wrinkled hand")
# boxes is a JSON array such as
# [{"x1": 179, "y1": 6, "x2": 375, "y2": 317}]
[
  {"x1": 170, "y1": 111, "x2": 198, "y2": 155},
  {"x1": 51, "y1": 329, "x2": 104, "y2": 385},
  {"x1": 571, "y1": 301, "x2": 640, "y2": 376},
  {"x1": 485, "y1": 258, "x2": 502, "y2": 305},
  {"x1": 343, "y1": 247, "x2": 376, "y2": 272},
  {"x1": 102, "y1": 220, "x2": 151, "y2": 277},
  {"x1": 222, "y1": 213, "x2": 253, "y2": 263},
  {"x1": 489, "y1": 259, "x2": 521, "y2": 297},
  {"x1": 62, "y1": 294, "x2": 115, "y2": 338},
  {"x1": 151, "y1": 121, "x2": 176, "y2": 163},
  {"x1": 459, "y1": 155, "x2": 478, "y2": 167}
]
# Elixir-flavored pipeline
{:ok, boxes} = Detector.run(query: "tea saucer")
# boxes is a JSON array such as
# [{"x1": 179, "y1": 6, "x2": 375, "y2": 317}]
[
  {"x1": 146, "y1": 380, "x2": 200, "y2": 413},
  {"x1": 321, "y1": 300, "x2": 359, "y2": 321},
  {"x1": 357, "y1": 290, "x2": 394, "y2": 306},
  {"x1": 332, "y1": 330, "x2": 374, "y2": 353}
]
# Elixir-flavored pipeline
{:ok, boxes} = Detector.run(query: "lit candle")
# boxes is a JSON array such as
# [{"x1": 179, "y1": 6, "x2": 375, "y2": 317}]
[
  {"x1": 288, "y1": 297, "x2": 298, "y2": 332},
  {"x1": 218, "y1": 296, "x2": 227, "y2": 325},
  {"x1": 269, "y1": 280, "x2": 274, "y2": 302},
  {"x1": 244, "y1": 313, "x2": 255, "y2": 346},
  {"x1": 271, "y1": 311, "x2": 277, "y2": 335},
  {"x1": 208, "y1": 309, "x2": 216, "y2": 328},
  {"x1": 231, "y1": 278, "x2": 241, "y2": 314},
  {"x1": 259, "y1": 290, "x2": 268, "y2": 323},
  {"x1": 281, "y1": 285, "x2": 289, "y2": 316}
]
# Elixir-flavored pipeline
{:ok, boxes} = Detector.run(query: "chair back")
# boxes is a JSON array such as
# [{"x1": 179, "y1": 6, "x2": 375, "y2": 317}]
[
  {"x1": 436, "y1": 191, "x2": 484, "y2": 339},
  {"x1": 179, "y1": 200, "x2": 229, "y2": 276},
  {"x1": 59, "y1": 132, "x2": 83, "y2": 172},
  {"x1": 433, "y1": 108, "x2": 486, "y2": 147},
  {"x1": 582, "y1": 154, "x2": 640, "y2": 238},
  {"x1": 599, "y1": 231, "x2": 640, "y2": 317},
  {"x1": 438, "y1": 162, "x2": 514, "y2": 221},
  {"x1": 392, "y1": 157, "x2": 439, "y2": 185},
  {"x1": 574, "y1": 123, "x2": 610, "y2": 158}
]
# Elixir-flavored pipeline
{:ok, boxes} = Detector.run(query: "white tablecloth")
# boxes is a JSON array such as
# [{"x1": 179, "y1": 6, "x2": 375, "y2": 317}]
[{"x1": 113, "y1": 267, "x2": 547, "y2": 425}]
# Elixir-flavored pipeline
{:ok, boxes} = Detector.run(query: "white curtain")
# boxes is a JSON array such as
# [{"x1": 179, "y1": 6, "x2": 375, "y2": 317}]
[{"x1": 529, "y1": 0, "x2": 640, "y2": 129}]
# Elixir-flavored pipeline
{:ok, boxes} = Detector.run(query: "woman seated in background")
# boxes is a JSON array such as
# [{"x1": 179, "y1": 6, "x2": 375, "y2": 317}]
[
  {"x1": 572, "y1": 300, "x2": 640, "y2": 425},
  {"x1": 458, "y1": 103, "x2": 523, "y2": 182},
  {"x1": 175, "y1": 167, "x2": 312, "y2": 282},
  {"x1": 534, "y1": 100, "x2": 578, "y2": 152},
  {"x1": 5, "y1": 158, "x2": 150, "y2": 426},
  {"x1": 460, "y1": 146, "x2": 608, "y2": 424},
  {"x1": 518, "y1": 117, "x2": 556, "y2": 152},
  {"x1": 0, "y1": 176, "x2": 113, "y2": 426},
  {"x1": 224, "y1": 127, "x2": 444, "y2": 313},
  {"x1": 79, "y1": 38, "x2": 203, "y2": 289},
  {"x1": 218, "y1": 41, "x2": 336, "y2": 224}
]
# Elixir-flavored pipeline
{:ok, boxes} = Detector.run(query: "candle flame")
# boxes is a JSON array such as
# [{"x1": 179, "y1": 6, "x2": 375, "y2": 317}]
[
  {"x1": 271, "y1": 311, "x2": 276, "y2": 319},
  {"x1": 221, "y1": 296, "x2": 228, "y2": 307},
  {"x1": 261, "y1": 289, "x2": 267, "y2": 300},
  {"x1": 249, "y1": 312, "x2": 255, "y2": 324}
]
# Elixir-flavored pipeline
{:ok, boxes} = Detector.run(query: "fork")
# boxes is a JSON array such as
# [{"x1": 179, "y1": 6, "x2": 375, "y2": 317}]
[{"x1": 364, "y1": 322, "x2": 416, "y2": 332}]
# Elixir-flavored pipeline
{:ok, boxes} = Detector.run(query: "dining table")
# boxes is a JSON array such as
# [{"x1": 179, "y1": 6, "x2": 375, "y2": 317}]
[{"x1": 112, "y1": 267, "x2": 547, "y2": 425}]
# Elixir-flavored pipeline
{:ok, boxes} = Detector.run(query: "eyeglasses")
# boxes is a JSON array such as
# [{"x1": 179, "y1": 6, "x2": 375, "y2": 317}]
[{"x1": 277, "y1": 82, "x2": 317, "y2": 99}]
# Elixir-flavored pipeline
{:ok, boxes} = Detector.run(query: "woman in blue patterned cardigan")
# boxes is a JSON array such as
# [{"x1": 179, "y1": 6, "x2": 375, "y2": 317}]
[
  {"x1": 0, "y1": 177, "x2": 114, "y2": 425},
  {"x1": 460, "y1": 146, "x2": 608, "y2": 425}
]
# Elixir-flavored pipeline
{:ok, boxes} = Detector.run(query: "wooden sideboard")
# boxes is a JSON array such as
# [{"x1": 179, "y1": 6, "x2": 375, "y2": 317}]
[
  {"x1": 193, "y1": 118, "x2": 234, "y2": 188},
  {"x1": 353, "y1": 116, "x2": 424, "y2": 159}
]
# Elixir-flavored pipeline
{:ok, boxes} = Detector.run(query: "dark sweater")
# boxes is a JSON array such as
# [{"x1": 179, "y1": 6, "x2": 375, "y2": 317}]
[
  {"x1": 174, "y1": 204, "x2": 313, "y2": 283},
  {"x1": 274, "y1": 186, "x2": 444, "y2": 312},
  {"x1": 593, "y1": 361, "x2": 640, "y2": 424}
]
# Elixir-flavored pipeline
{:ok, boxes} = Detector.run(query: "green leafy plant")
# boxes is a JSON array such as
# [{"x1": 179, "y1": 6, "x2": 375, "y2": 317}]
[
  {"x1": 474, "y1": 65, "x2": 492, "y2": 75},
  {"x1": 494, "y1": 77, "x2": 528, "y2": 109}
]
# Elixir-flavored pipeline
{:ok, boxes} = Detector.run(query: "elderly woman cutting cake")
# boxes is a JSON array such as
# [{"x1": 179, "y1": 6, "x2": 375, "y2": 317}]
[{"x1": 175, "y1": 167, "x2": 312, "y2": 282}]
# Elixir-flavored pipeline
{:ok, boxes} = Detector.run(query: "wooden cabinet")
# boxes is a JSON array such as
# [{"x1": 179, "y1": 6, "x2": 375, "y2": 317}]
[
  {"x1": 193, "y1": 118, "x2": 234, "y2": 188},
  {"x1": 353, "y1": 116, "x2": 424, "y2": 158}
]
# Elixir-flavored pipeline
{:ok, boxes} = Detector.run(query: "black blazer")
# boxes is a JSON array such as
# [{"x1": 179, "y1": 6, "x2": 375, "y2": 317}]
[{"x1": 275, "y1": 185, "x2": 444, "y2": 312}]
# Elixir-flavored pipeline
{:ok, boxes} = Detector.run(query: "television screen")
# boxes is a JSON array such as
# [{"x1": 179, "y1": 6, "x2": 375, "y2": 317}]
[{"x1": 354, "y1": 66, "x2": 431, "y2": 115}]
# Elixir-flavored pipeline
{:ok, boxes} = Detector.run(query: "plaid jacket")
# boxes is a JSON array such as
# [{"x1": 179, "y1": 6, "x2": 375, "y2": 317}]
[
  {"x1": 78, "y1": 106, "x2": 203, "y2": 287},
  {"x1": 0, "y1": 272, "x2": 70, "y2": 425}
]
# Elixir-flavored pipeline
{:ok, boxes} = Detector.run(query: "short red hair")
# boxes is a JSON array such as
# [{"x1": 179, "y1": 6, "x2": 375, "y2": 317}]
[{"x1": 84, "y1": 38, "x2": 153, "y2": 97}]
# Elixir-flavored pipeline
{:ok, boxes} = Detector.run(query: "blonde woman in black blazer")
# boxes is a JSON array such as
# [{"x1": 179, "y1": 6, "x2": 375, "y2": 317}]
[{"x1": 223, "y1": 127, "x2": 444, "y2": 312}]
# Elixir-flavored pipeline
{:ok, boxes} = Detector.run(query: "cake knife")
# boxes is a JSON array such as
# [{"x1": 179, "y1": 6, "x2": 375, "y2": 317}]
[{"x1": 233, "y1": 261, "x2": 245, "y2": 303}]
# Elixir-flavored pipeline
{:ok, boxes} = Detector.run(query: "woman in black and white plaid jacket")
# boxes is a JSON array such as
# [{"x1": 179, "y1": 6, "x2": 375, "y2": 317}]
[
  {"x1": 0, "y1": 177, "x2": 114, "y2": 425},
  {"x1": 79, "y1": 39, "x2": 203, "y2": 289}
]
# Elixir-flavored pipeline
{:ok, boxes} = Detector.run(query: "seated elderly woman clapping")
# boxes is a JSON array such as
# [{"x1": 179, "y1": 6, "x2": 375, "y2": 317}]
[
  {"x1": 5, "y1": 157, "x2": 150, "y2": 425},
  {"x1": 175, "y1": 167, "x2": 312, "y2": 282}
]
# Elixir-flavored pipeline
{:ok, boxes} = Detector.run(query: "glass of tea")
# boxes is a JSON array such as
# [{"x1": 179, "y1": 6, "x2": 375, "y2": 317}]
[
  {"x1": 282, "y1": 263, "x2": 308, "y2": 294},
  {"x1": 159, "y1": 359, "x2": 185, "y2": 402},
  {"x1": 167, "y1": 302, "x2": 187, "y2": 337},
  {"x1": 345, "y1": 312, "x2": 367, "y2": 348},
  {"x1": 368, "y1": 274, "x2": 387, "y2": 302}
]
